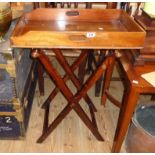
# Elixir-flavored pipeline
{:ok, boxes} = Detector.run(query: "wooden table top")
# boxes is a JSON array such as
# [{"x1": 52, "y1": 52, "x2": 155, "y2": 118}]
[
  {"x1": 11, "y1": 8, "x2": 146, "y2": 49},
  {"x1": 118, "y1": 50, "x2": 155, "y2": 92}
]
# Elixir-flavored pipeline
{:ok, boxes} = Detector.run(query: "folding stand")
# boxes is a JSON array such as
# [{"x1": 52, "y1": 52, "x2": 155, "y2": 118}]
[{"x1": 31, "y1": 49, "x2": 115, "y2": 143}]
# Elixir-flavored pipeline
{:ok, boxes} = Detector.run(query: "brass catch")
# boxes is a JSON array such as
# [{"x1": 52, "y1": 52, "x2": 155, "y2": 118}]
[
  {"x1": 0, "y1": 107, "x2": 23, "y2": 122},
  {"x1": 12, "y1": 98, "x2": 21, "y2": 110}
]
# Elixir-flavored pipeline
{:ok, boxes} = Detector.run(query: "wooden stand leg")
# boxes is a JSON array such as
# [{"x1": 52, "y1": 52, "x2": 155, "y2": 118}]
[
  {"x1": 78, "y1": 51, "x2": 87, "y2": 84},
  {"x1": 112, "y1": 87, "x2": 139, "y2": 152},
  {"x1": 86, "y1": 50, "x2": 94, "y2": 74},
  {"x1": 41, "y1": 51, "x2": 97, "y2": 112},
  {"x1": 37, "y1": 104, "x2": 72, "y2": 143},
  {"x1": 89, "y1": 103, "x2": 97, "y2": 128},
  {"x1": 31, "y1": 49, "x2": 107, "y2": 143},
  {"x1": 41, "y1": 50, "x2": 88, "y2": 108},
  {"x1": 87, "y1": 50, "x2": 110, "y2": 97},
  {"x1": 73, "y1": 104, "x2": 102, "y2": 140},
  {"x1": 95, "y1": 52, "x2": 105, "y2": 97},
  {"x1": 43, "y1": 103, "x2": 49, "y2": 132},
  {"x1": 101, "y1": 53, "x2": 116, "y2": 106},
  {"x1": 151, "y1": 95, "x2": 155, "y2": 101},
  {"x1": 37, "y1": 61, "x2": 44, "y2": 96},
  {"x1": 53, "y1": 49, "x2": 97, "y2": 112}
]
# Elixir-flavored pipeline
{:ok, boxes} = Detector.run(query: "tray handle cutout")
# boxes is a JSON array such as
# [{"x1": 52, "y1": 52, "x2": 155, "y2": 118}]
[
  {"x1": 66, "y1": 10, "x2": 79, "y2": 16},
  {"x1": 69, "y1": 35, "x2": 87, "y2": 42}
]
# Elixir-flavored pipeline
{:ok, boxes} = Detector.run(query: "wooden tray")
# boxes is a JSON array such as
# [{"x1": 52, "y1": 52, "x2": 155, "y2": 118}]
[{"x1": 11, "y1": 8, "x2": 146, "y2": 49}]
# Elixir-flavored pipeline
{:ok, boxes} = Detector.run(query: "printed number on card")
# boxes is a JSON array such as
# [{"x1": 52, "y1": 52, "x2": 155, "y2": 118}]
[{"x1": 86, "y1": 32, "x2": 96, "y2": 38}]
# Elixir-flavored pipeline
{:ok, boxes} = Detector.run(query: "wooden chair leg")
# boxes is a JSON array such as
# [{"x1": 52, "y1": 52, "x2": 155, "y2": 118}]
[{"x1": 37, "y1": 61, "x2": 44, "y2": 96}]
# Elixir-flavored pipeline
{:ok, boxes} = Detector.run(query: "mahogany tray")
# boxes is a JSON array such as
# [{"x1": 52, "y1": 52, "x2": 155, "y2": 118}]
[{"x1": 11, "y1": 8, "x2": 146, "y2": 49}]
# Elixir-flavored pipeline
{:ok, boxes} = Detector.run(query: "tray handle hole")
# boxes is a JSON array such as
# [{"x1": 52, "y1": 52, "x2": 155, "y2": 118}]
[{"x1": 66, "y1": 11, "x2": 79, "y2": 16}]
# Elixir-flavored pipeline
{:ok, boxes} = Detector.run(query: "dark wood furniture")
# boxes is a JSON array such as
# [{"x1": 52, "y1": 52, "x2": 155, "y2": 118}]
[
  {"x1": 33, "y1": 2, "x2": 117, "y2": 97},
  {"x1": 44, "y1": 2, "x2": 117, "y2": 9},
  {"x1": 11, "y1": 8, "x2": 145, "y2": 146},
  {"x1": 102, "y1": 50, "x2": 155, "y2": 152},
  {"x1": 131, "y1": 9, "x2": 155, "y2": 65},
  {"x1": 101, "y1": 4, "x2": 155, "y2": 152},
  {"x1": 33, "y1": 2, "x2": 92, "y2": 86},
  {"x1": 11, "y1": 9, "x2": 145, "y2": 48},
  {"x1": 121, "y1": 3, "x2": 155, "y2": 65},
  {"x1": 121, "y1": 2, "x2": 155, "y2": 101},
  {"x1": 120, "y1": 2, "x2": 142, "y2": 17}
]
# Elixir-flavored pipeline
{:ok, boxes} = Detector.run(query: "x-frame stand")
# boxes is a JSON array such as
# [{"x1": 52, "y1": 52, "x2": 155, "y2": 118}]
[{"x1": 31, "y1": 49, "x2": 115, "y2": 143}]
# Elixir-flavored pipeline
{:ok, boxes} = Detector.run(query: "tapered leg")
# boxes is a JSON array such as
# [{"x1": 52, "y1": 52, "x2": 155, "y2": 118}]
[{"x1": 112, "y1": 87, "x2": 139, "y2": 152}]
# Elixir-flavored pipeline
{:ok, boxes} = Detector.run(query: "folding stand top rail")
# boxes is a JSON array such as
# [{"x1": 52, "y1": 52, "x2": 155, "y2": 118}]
[{"x1": 11, "y1": 8, "x2": 145, "y2": 152}]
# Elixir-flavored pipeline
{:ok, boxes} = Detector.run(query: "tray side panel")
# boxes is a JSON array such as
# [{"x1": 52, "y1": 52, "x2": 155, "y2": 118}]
[
  {"x1": 11, "y1": 8, "x2": 146, "y2": 49},
  {"x1": 24, "y1": 8, "x2": 121, "y2": 21},
  {"x1": 120, "y1": 10, "x2": 145, "y2": 32},
  {"x1": 11, "y1": 31, "x2": 146, "y2": 49}
]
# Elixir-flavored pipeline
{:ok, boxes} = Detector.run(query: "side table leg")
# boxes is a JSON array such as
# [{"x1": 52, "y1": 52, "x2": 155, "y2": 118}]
[{"x1": 112, "y1": 86, "x2": 139, "y2": 152}]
